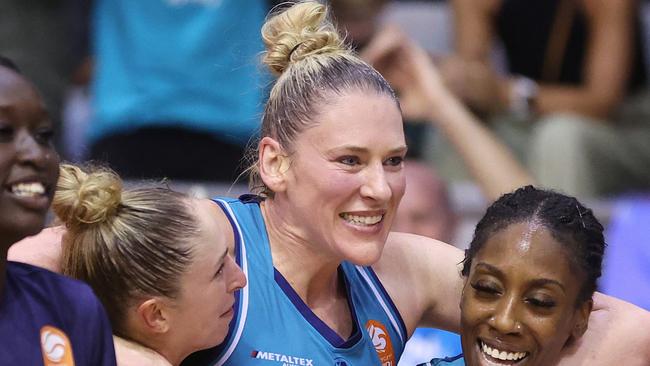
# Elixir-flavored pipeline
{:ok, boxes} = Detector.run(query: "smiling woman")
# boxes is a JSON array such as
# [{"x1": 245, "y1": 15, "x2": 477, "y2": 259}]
[
  {"x1": 0, "y1": 57, "x2": 117, "y2": 365},
  {"x1": 419, "y1": 186, "x2": 605, "y2": 366},
  {"x1": 0, "y1": 59, "x2": 59, "y2": 244}
]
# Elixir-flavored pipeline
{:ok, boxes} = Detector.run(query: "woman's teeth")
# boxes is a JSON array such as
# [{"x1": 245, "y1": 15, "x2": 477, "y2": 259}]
[
  {"x1": 10, "y1": 182, "x2": 46, "y2": 197},
  {"x1": 481, "y1": 341, "x2": 527, "y2": 362},
  {"x1": 340, "y1": 213, "x2": 383, "y2": 226}
]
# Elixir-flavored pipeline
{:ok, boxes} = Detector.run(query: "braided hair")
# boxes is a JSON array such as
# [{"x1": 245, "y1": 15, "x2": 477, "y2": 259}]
[{"x1": 462, "y1": 185, "x2": 606, "y2": 304}]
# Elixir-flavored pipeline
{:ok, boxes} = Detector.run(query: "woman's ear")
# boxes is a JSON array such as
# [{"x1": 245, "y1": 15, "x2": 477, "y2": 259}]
[
  {"x1": 571, "y1": 299, "x2": 593, "y2": 340},
  {"x1": 259, "y1": 136, "x2": 290, "y2": 193},
  {"x1": 136, "y1": 298, "x2": 170, "y2": 334}
]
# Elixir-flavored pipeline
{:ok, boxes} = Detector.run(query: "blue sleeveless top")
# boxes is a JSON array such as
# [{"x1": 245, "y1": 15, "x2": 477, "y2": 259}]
[{"x1": 183, "y1": 195, "x2": 407, "y2": 365}]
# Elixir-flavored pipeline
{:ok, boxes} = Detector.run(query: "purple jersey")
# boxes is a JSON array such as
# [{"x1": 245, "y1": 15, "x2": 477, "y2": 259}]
[{"x1": 0, "y1": 261, "x2": 116, "y2": 365}]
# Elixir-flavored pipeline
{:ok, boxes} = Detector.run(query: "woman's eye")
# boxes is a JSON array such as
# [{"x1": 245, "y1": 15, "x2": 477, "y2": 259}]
[
  {"x1": 338, "y1": 156, "x2": 359, "y2": 166},
  {"x1": 0, "y1": 125, "x2": 14, "y2": 142},
  {"x1": 384, "y1": 156, "x2": 404, "y2": 166},
  {"x1": 471, "y1": 281, "x2": 501, "y2": 296},
  {"x1": 214, "y1": 264, "x2": 225, "y2": 279},
  {"x1": 34, "y1": 128, "x2": 54, "y2": 145},
  {"x1": 527, "y1": 297, "x2": 556, "y2": 308}
]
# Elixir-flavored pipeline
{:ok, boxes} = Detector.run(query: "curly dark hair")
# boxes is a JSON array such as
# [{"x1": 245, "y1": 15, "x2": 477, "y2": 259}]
[{"x1": 462, "y1": 185, "x2": 606, "y2": 304}]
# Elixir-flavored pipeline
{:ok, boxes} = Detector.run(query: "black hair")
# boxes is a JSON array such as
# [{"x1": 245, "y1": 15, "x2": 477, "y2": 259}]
[
  {"x1": 0, "y1": 55, "x2": 21, "y2": 73},
  {"x1": 462, "y1": 185, "x2": 606, "y2": 304}
]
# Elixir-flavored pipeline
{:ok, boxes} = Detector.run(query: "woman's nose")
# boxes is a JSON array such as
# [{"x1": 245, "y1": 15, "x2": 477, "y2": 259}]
[{"x1": 488, "y1": 295, "x2": 523, "y2": 335}]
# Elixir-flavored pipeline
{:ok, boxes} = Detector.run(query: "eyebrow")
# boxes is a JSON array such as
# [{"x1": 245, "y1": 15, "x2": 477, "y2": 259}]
[
  {"x1": 326, "y1": 145, "x2": 408, "y2": 155},
  {"x1": 474, "y1": 262, "x2": 566, "y2": 292},
  {"x1": 0, "y1": 104, "x2": 49, "y2": 121}
]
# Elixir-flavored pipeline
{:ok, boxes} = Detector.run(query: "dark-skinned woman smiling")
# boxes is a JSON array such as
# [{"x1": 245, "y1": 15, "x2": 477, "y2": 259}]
[
  {"x1": 419, "y1": 186, "x2": 605, "y2": 366},
  {"x1": 0, "y1": 56, "x2": 116, "y2": 364}
]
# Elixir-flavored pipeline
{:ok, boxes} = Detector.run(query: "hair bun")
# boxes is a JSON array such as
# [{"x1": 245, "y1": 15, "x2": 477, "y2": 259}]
[
  {"x1": 262, "y1": 1, "x2": 346, "y2": 75},
  {"x1": 52, "y1": 164, "x2": 123, "y2": 227}
]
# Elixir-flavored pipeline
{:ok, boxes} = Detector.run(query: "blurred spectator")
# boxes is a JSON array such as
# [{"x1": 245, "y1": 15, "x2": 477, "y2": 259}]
[
  {"x1": 393, "y1": 160, "x2": 457, "y2": 244},
  {"x1": 437, "y1": 0, "x2": 650, "y2": 198},
  {"x1": 87, "y1": 0, "x2": 268, "y2": 182},
  {"x1": 331, "y1": 0, "x2": 433, "y2": 157},
  {"x1": 0, "y1": 0, "x2": 90, "y2": 156},
  {"x1": 330, "y1": 0, "x2": 388, "y2": 50}
]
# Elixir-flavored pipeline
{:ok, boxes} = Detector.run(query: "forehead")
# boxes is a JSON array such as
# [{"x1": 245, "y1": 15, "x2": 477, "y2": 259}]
[
  {"x1": 191, "y1": 199, "x2": 229, "y2": 253},
  {"x1": 302, "y1": 91, "x2": 404, "y2": 147},
  {"x1": 0, "y1": 68, "x2": 36, "y2": 102},
  {"x1": 0, "y1": 67, "x2": 45, "y2": 114},
  {"x1": 475, "y1": 223, "x2": 578, "y2": 284}
]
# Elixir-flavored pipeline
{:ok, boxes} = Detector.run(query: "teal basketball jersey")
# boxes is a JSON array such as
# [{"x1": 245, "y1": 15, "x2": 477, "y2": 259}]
[{"x1": 183, "y1": 195, "x2": 407, "y2": 366}]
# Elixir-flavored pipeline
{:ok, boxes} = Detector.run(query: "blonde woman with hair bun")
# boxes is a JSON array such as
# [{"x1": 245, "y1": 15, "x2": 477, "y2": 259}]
[
  {"x1": 184, "y1": 1, "x2": 650, "y2": 366},
  {"x1": 52, "y1": 164, "x2": 246, "y2": 366}
]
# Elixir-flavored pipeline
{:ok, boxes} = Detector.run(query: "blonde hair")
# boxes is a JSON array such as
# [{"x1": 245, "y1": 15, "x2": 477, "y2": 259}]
[
  {"x1": 53, "y1": 164, "x2": 199, "y2": 337},
  {"x1": 248, "y1": 0, "x2": 398, "y2": 196}
]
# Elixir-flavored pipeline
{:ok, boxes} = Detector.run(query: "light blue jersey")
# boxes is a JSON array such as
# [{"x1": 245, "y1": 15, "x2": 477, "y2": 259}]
[
  {"x1": 90, "y1": 0, "x2": 266, "y2": 145},
  {"x1": 183, "y1": 195, "x2": 407, "y2": 366}
]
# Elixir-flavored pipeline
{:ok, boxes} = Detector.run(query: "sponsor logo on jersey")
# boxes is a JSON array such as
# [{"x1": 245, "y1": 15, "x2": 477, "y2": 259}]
[
  {"x1": 366, "y1": 320, "x2": 395, "y2": 366},
  {"x1": 40, "y1": 325, "x2": 75, "y2": 366},
  {"x1": 334, "y1": 357, "x2": 349, "y2": 366},
  {"x1": 250, "y1": 349, "x2": 314, "y2": 366}
]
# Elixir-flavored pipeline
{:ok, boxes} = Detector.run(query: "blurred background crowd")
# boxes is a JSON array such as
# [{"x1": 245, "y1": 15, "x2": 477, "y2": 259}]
[{"x1": 2, "y1": 0, "x2": 649, "y2": 364}]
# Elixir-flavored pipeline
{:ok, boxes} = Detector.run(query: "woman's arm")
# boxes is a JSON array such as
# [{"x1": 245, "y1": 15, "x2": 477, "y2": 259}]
[
  {"x1": 374, "y1": 232, "x2": 464, "y2": 336},
  {"x1": 532, "y1": 0, "x2": 637, "y2": 119},
  {"x1": 363, "y1": 29, "x2": 534, "y2": 201},
  {"x1": 448, "y1": 0, "x2": 637, "y2": 120},
  {"x1": 557, "y1": 292, "x2": 650, "y2": 365}
]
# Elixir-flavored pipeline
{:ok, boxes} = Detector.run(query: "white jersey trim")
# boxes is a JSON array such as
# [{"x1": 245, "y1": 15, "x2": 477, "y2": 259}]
[
  {"x1": 354, "y1": 265, "x2": 405, "y2": 345},
  {"x1": 214, "y1": 199, "x2": 250, "y2": 366}
]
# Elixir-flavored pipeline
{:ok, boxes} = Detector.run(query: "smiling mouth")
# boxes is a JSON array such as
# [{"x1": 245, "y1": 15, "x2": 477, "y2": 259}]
[
  {"x1": 478, "y1": 340, "x2": 529, "y2": 364},
  {"x1": 339, "y1": 213, "x2": 384, "y2": 226},
  {"x1": 9, "y1": 182, "x2": 48, "y2": 197}
]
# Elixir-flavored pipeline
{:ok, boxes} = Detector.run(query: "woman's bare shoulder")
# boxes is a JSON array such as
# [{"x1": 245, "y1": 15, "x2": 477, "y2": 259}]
[{"x1": 7, "y1": 226, "x2": 65, "y2": 273}]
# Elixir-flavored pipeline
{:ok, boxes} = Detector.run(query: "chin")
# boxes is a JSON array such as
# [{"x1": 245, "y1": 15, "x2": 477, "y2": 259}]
[{"x1": 341, "y1": 242, "x2": 385, "y2": 266}]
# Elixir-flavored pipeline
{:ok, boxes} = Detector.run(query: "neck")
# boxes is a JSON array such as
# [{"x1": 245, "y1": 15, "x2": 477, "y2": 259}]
[
  {"x1": 114, "y1": 336, "x2": 173, "y2": 366},
  {"x1": 261, "y1": 199, "x2": 343, "y2": 306},
  {"x1": 0, "y1": 246, "x2": 9, "y2": 303}
]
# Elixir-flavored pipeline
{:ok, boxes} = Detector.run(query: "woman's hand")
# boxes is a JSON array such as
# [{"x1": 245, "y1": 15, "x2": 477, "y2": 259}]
[
  {"x1": 438, "y1": 56, "x2": 509, "y2": 116},
  {"x1": 361, "y1": 25, "x2": 450, "y2": 122}
]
